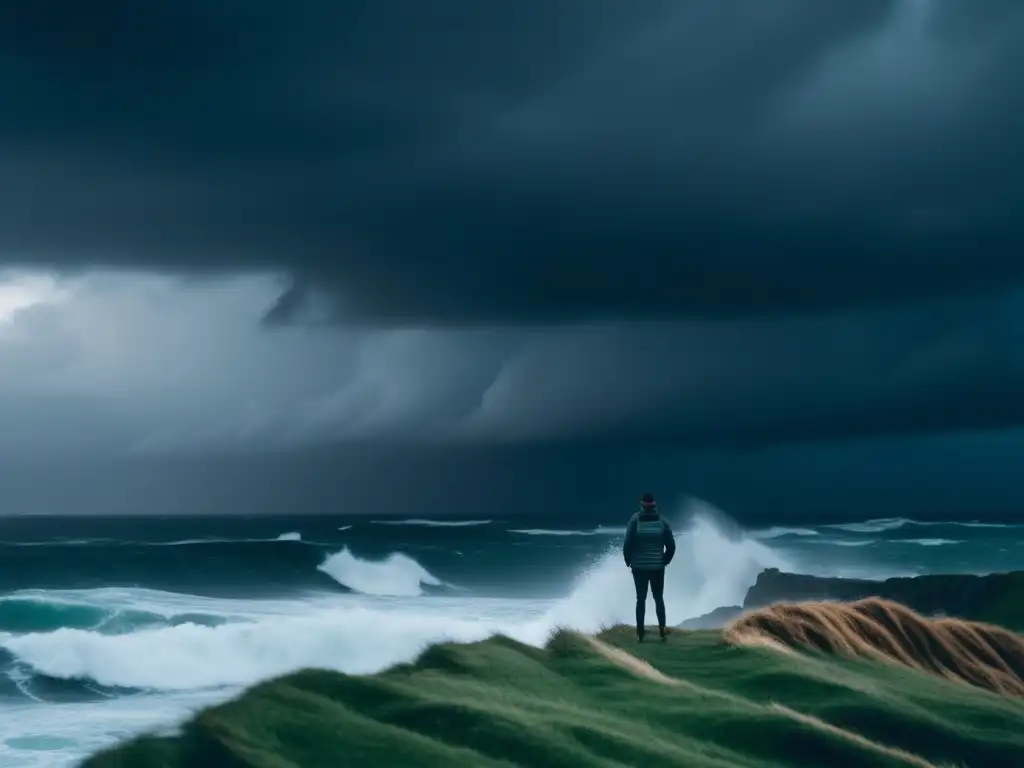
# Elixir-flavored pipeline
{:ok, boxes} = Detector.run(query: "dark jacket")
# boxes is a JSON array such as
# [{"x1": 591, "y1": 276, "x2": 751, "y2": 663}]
[{"x1": 623, "y1": 508, "x2": 675, "y2": 570}]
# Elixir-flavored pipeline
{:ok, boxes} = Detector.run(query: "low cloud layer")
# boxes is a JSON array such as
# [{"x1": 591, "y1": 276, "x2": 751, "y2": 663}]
[
  {"x1": 1, "y1": 1, "x2": 1022, "y2": 324},
  {"x1": 1, "y1": 271, "x2": 1021, "y2": 458}
]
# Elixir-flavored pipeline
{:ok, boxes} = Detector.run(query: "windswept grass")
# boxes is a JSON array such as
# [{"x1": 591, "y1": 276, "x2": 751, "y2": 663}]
[
  {"x1": 725, "y1": 598, "x2": 1024, "y2": 697},
  {"x1": 84, "y1": 612, "x2": 1024, "y2": 768}
]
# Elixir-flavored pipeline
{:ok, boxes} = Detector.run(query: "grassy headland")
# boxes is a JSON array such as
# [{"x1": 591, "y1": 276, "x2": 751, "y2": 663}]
[{"x1": 85, "y1": 601, "x2": 1024, "y2": 768}]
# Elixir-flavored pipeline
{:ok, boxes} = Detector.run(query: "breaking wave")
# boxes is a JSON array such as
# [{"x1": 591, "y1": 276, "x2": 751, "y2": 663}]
[
  {"x1": 544, "y1": 500, "x2": 794, "y2": 632},
  {"x1": 317, "y1": 548, "x2": 445, "y2": 597},
  {"x1": 0, "y1": 605, "x2": 512, "y2": 692},
  {"x1": 0, "y1": 499, "x2": 793, "y2": 699},
  {"x1": 0, "y1": 596, "x2": 224, "y2": 635}
]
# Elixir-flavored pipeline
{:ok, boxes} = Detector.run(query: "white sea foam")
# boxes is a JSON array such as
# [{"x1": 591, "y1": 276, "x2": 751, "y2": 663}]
[
  {"x1": 0, "y1": 599, "x2": 551, "y2": 691},
  {"x1": 545, "y1": 498, "x2": 793, "y2": 632},
  {"x1": 317, "y1": 548, "x2": 444, "y2": 597},
  {"x1": 0, "y1": 689, "x2": 219, "y2": 768}
]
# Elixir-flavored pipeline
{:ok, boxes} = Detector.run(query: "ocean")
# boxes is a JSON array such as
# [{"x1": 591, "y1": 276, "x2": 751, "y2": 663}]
[{"x1": 0, "y1": 498, "x2": 1020, "y2": 767}]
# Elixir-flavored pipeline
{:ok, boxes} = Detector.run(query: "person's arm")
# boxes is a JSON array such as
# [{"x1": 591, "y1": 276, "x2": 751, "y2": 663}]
[
  {"x1": 622, "y1": 513, "x2": 638, "y2": 566},
  {"x1": 662, "y1": 519, "x2": 676, "y2": 565}
]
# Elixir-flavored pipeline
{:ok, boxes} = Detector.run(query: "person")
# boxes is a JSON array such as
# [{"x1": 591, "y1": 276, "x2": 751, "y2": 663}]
[{"x1": 622, "y1": 492, "x2": 675, "y2": 642}]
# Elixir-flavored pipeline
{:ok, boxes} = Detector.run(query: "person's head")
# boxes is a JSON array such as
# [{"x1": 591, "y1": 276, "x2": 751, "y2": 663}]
[{"x1": 640, "y1": 492, "x2": 657, "y2": 512}]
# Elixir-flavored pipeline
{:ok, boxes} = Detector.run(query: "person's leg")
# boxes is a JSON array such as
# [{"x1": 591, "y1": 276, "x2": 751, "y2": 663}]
[
  {"x1": 650, "y1": 569, "x2": 667, "y2": 637},
  {"x1": 631, "y1": 569, "x2": 649, "y2": 640}
]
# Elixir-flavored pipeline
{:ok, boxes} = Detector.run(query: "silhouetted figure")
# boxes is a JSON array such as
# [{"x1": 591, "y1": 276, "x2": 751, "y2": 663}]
[{"x1": 622, "y1": 493, "x2": 676, "y2": 641}]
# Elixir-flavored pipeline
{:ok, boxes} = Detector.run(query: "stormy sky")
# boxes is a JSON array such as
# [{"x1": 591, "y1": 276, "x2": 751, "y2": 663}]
[{"x1": 1, "y1": 1, "x2": 1023, "y2": 523}]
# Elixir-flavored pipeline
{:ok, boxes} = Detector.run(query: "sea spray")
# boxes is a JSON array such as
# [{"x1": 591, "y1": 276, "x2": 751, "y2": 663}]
[
  {"x1": 545, "y1": 497, "x2": 793, "y2": 632},
  {"x1": 0, "y1": 505, "x2": 788, "y2": 693}
]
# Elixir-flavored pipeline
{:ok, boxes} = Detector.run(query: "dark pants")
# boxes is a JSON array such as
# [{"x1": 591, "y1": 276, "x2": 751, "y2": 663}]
[{"x1": 631, "y1": 568, "x2": 666, "y2": 630}]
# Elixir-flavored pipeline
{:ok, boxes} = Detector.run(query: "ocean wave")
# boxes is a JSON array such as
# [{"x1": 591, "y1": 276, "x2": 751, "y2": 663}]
[
  {"x1": 3, "y1": 532, "x2": 308, "y2": 548},
  {"x1": 317, "y1": 548, "x2": 444, "y2": 597},
  {"x1": 0, "y1": 538, "x2": 120, "y2": 547},
  {"x1": 825, "y1": 518, "x2": 916, "y2": 534},
  {"x1": 0, "y1": 539, "x2": 344, "y2": 596},
  {"x1": 826, "y1": 517, "x2": 1016, "y2": 534},
  {"x1": 894, "y1": 538, "x2": 962, "y2": 547},
  {"x1": 0, "y1": 594, "x2": 228, "y2": 637},
  {"x1": 148, "y1": 531, "x2": 304, "y2": 546},
  {"x1": 549, "y1": 501, "x2": 794, "y2": 632},
  {"x1": 0, "y1": 602, "x2": 543, "y2": 692},
  {"x1": 801, "y1": 538, "x2": 876, "y2": 547},
  {"x1": 0, "y1": 503, "x2": 793, "y2": 693},
  {"x1": 369, "y1": 519, "x2": 492, "y2": 528},
  {"x1": 507, "y1": 525, "x2": 626, "y2": 537},
  {"x1": 751, "y1": 527, "x2": 819, "y2": 539}
]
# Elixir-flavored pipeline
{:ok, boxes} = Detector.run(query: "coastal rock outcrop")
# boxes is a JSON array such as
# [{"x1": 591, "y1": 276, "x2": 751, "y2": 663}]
[{"x1": 678, "y1": 569, "x2": 1024, "y2": 630}]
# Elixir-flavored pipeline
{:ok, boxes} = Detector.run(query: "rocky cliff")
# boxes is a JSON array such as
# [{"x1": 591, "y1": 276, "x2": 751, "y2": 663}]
[{"x1": 678, "y1": 569, "x2": 1024, "y2": 630}]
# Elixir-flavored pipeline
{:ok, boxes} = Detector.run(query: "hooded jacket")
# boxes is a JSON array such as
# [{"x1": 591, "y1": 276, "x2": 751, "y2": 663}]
[{"x1": 622, "y1": 507, "x2": 676, "y2": 571}]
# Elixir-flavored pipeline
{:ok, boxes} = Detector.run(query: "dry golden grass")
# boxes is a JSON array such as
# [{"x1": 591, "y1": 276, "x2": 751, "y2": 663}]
[
  {"x1": 768, "y1": 704, "x2": 948, "y2": 768},
  {"x1": 581, "y1": 635, "x2": 680, "y2": 686},
  {"x1": 725, "y1": 598, "x2": 1024, "y2": 697}
]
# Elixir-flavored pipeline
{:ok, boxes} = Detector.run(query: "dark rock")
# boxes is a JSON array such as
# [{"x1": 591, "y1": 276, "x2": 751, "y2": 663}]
[
  {"x1": 742, "y1": 568, "x2": 1024, "y2": 629},
  {"x1": 677, "y1": 605, "x2": 743, "y2": 629}
]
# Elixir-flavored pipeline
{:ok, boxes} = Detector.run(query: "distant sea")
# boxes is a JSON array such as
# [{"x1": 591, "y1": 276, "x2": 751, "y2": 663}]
[{"x1": 0, "y1": 498, "x2": 1020, "y2": 766}]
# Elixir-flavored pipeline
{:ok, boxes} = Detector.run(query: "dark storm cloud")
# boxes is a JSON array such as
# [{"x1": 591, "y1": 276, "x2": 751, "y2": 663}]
[
  {"x1": 4, "y1": 272, "x2": 1024, "y2": 521},
  {"x1": 453, "y1": 288, "x2": 1024, "y2": 448},
  {"x1": 3, "y1": 1, "x2": 1023, "y2": 324}
]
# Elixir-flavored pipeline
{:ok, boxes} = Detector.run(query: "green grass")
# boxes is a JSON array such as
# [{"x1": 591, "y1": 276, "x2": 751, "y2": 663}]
[{"x1": 83, "y1": 625, "x2": 1024, "y2": 768}]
